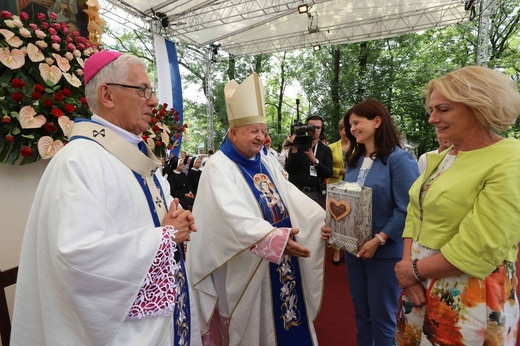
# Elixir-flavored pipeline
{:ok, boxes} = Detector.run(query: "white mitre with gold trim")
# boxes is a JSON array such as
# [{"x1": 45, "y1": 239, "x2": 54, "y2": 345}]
[{"x1": 225, "y1": 73, "x2": 266, "y2": 127}]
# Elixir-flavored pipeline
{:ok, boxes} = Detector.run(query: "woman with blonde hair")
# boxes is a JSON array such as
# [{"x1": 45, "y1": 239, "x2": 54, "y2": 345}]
[{"x1": 395, "y1": 65, "x2": 520, "y2": 345}]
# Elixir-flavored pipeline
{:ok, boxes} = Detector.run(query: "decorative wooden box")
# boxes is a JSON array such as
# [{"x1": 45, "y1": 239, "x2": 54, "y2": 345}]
[{"x1": 326, "y1": 182, "x2": 372, "y2": 255}]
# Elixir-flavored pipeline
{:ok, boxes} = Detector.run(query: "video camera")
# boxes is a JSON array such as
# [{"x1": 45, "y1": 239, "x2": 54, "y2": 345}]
[{"x1": 290, "y1": 119, "x2": 316, "y2": 149}]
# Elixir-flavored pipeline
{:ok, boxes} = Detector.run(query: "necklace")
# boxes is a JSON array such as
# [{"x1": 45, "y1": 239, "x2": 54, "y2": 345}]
[{"x1": 422, "y1": 149, "x2": 457, "y2": 192}]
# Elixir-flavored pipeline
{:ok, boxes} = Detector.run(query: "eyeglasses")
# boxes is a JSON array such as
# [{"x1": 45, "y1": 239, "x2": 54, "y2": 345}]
[{"x1": 106, "y1": 83, "x2": 156, "y2": 100}]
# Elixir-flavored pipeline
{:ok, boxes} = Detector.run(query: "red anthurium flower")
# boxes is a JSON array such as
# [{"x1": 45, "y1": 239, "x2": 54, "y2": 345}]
[
  {"x1": 5, "y1": 134, "x2": 14, "y2": 143},
  {"x1": 51, "y1": 108, "x2": 64, "y2": 118},
  {"x1": 21, "y1": 146, "x2": 34, "y2": 157}
]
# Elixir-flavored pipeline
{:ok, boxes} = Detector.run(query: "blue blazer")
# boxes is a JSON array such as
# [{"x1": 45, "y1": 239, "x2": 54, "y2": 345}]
[{"x1": 344, "y1": 147, "x2": 419, "y2": 258}]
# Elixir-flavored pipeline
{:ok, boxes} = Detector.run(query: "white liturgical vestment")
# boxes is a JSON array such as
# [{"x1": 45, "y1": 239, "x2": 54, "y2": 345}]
[
  {"x1": 10, "y1": 117, "x2": 200, "y2": 346},
  {"x1": 187, "y1": 149, "x2": 325, "y2": 345}
]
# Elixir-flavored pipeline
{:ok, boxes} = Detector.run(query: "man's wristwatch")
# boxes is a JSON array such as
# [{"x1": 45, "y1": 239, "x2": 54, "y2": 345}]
[{"x1": 312, "y1": 159, "x2": 319, "y2": 166}]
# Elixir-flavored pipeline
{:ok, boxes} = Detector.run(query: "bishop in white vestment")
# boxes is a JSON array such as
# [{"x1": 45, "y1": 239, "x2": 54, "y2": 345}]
[{"x1": 187, "y1": 73, "x2": 325, "y2": 346}]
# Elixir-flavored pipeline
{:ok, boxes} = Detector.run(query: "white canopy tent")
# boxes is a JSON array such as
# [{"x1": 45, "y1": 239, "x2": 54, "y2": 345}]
[
  {"x1": 99, "y1": 0, "x2": 470, "y2": 56},
  {"x1": 97, "y1": 0, "x2": 473, "y2": 150}
]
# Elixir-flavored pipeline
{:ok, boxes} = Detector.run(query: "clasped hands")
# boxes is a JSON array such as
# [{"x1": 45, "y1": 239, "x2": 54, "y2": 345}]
[
  {"x1": 162, "y1": 198, "x2": 197, "y2": 244},
  {"x1": 394, "y1": 259, "x2": 427, "y2": 307}
]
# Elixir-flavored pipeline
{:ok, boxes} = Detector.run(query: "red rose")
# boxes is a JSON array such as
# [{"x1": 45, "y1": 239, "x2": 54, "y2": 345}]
[
  {"x1": 174, "y1": 116, "x2": 179, "y2": 121},
  {"x1": 64, "y1": 104, "x2": 75, "y2": 113},
  {"x1": 44, "y1": 123, "x2": 57, "y2": 133},
  {"x1": 37, "y1": 13, "x2": 46, "y2": 20},
  {"x1": 156, "y1": 113, "x2": 163, "y2": 120},
  {"x1": 21, "y1": 147, "x2": 34, "y2": 157},
  {"x1": 11, "y1": 78, "x2": 26, "y2": 89},
  {"x1": 31, "y1": 91, "x2": 42, "y2": 100},
  {"x1": 40, "y1": 21, "x2": 49, "y2": 29},
  {"x1": 159, "y1": 109, "x2": 166, "y2": 116},
  {"x1": 49, "y1": 12, "x2": 58, "y2": 20},
  {"x1": 153, "y1": 124, "x2": 160, "y2": 132},
  {"x1": 34, "y1": 84, "x2": 45, "y2": 92},
  {"x1": 43, "y1": 99, "x2": 53, "y2": 107},
  {"x1": 156, "y1": 141, "x2": 162, "y2": 147},
  {"x1": 141, "y1": 135, "x2": 149, "y2": 141},
  {"x1": 174, "y1": 134, "x2": 180, "y2": 139},
  {"x1": 173, "y1": 110, "x2": 180, "y2": 116},
  {"x1": 167, "y1": 145, "x2": 173, "y2": 150},
  {"x1": 163, "y1": 103, "x2": 168, "y2": 108},
  {"x1": 19, "y1": 11, "x2": 29, "y2": 20},
  {"x1": 12, "y1": 92, "x2": 23, "y2": 102},
  {"x1": 183, "y1": 124, "x2": 189, "y2": 128},
  {"x1": 0, "y1": 10, "x2": 12, "y2": 19},
  {"x1": 61, "y1": 88, "x2": 71, "y2": 97},
  {"x1": 54, "y1": 92, "x2": 64, "y2": 101},
  {"x1": 80, "y1": 97, "x2": 88, "y2": 106},
  {"x1": 51, "y1": 108, "x2": 64, "y2": 118},
  {"x1": 5, "y1": 134, "x2": 14, "y2": 143},
  {"x1": 2, "y1": 116, "x2": 11, "y2": 123}
]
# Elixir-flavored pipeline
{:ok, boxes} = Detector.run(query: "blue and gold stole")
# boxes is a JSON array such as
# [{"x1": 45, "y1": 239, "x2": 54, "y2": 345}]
[
  {"x1": 221, "y1": 137, "x2": 313, "y2": 345},
  {"x1": 70, "y1": 119, "x2": 191, "y2": 345}
]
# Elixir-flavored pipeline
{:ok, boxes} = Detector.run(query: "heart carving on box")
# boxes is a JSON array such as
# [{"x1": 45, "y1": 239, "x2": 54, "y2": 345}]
[{"x1": 329, "y1": 198, "x2": 351, "y2": 221}]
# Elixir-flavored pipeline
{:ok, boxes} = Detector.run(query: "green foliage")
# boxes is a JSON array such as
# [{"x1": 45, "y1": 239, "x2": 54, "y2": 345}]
[{"x1": 103, "y1": 0, "x2": 520, "y2": 156}]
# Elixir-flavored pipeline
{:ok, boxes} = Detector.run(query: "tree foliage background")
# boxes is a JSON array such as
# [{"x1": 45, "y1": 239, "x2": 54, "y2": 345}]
[{"x1": 104, "y1": 0, "x2": 520, "y2": 156}]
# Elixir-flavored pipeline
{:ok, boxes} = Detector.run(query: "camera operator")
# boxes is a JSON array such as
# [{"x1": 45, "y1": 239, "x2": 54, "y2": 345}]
[{"x1": 286, "y1": 115, "x2": 333, "y2": 208}]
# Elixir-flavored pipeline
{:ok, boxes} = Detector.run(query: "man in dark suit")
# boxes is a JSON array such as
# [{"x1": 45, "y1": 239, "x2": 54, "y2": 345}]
[{"x1": 285, "y1": 115, "x2": 333, "y2": 208}]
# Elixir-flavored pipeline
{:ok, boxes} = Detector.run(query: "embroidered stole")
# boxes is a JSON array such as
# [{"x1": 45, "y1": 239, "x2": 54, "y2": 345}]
[
  {"x1": 220, "y1": 137, "x2": 313, "y2": 345},
  {"x1": 70, "y1": 120, "x2": 191, "y2": 345}
]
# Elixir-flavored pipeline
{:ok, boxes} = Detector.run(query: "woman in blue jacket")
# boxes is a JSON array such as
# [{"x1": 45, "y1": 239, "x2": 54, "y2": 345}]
[{"x1": 322, "y1": 99, "x2": 419, "y2": 345}]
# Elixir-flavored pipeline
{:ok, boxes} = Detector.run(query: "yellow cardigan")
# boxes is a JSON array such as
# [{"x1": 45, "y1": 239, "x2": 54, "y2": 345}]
[
  {"x1": 327, "y1": 139, "x2": 345, "y2": 184},
  {"x1": 403, "y1": 138, "x2": 520, "y2": 279}
]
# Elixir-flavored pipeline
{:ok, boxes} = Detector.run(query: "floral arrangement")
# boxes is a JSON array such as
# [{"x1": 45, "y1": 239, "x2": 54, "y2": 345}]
[
  {"x1": 143, "y1": 103, "x2": 187, "y2": 158},
  {"x1": 0, "y1": 9, "x2": 99, "y2": 165}
]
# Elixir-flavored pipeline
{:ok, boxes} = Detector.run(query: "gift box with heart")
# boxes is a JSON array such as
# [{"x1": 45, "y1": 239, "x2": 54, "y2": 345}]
[{"x1": 326, "y1": 182, "x2": 372, "y2": 255}]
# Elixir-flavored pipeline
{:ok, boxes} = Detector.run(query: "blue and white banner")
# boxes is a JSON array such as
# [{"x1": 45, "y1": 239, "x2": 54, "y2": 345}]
[{"x1": 153, "y1": 33, "x2": 183, "y2": 157}]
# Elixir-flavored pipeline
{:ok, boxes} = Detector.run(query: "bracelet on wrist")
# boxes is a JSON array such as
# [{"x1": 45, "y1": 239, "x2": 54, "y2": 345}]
[{"x1": 412, "y1": 258, "x2": 426, "y2": 282}]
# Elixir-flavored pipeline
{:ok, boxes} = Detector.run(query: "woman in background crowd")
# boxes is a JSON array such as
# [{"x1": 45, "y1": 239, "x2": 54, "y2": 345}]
[
  {"x1": 167, "y1": 157, "x2": 195, "y2": 209},
  {"x1": 188, "y1": 156, "x2": 202, "y2": 195},
  {"x1": 394, "y1": 65, "x2": 520, "y2": 345},
  {"x1": 322, "y1": 99, "x2": 419, "y2": 345}
]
